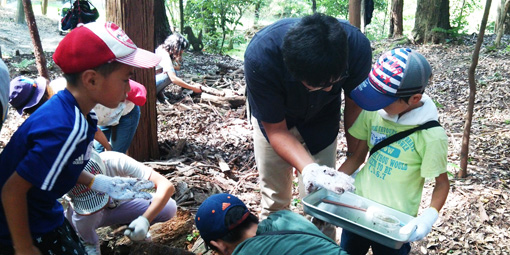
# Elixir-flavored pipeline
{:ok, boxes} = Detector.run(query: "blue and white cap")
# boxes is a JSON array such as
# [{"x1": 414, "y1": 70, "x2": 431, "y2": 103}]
[{"x1": 350, "y1": 48, "x2": 432, "y2": 111}]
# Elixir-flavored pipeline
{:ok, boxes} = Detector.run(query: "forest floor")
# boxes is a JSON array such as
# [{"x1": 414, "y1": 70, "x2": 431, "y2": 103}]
[{"x1": 1, "y1": 4, "x2": 510, "y2": 255}]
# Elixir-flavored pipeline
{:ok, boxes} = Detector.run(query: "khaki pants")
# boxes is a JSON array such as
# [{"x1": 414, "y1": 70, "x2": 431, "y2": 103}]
[{"x1": 252, "y1": 117, "x2": 338, "y2": 240}]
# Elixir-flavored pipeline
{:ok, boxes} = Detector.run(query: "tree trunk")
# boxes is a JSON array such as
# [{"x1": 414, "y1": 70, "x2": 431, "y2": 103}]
[
  {"x1": 312, "y1": 0, "x2": 317, "y2": 13},
  {"x1": 41, "y1": 0, "x2": 48, "y2": 15},
  {"x1": 154, "y1": 0, "x2": 171, "y2": 47},
  {"x1": 254, "y1": 0, "x2": 261, "y2": 25},
  {"x1": 389, "y1": 0, "x2": 404, "y2": 38},
  {"x1": 106, "y1": 0, "x2": 159, "y2": 161},
  {"x1": 412, "y1": 0, "x2": 451, "y2": 44},
  {"x1": 349, "y1": 0, "x2": 361, "y2": 28},
  {"x1": 495, "y1": 0, "x2": 505, "y2": 31},
  {"x1": 496, "y1": 0, "x2": 510, "y2": 47},
  {"x1": 360, "y1": 0, "x2": 365, "y2": 32},
  {"x1": 179, "y1": 0, "x2": 184, "y2": 34},
  {"x1": 22, "y1": 0, "x2": 49, "y2": 79},
  {"x1": 17, "y1": 0, "x2": 25, "y2": 24},
  {"x1": 0, "y1": 0, "x2": 7, "y2": 7},
  {"x1": 458, "y1": 0, "x2": 492, "y2": 178}
]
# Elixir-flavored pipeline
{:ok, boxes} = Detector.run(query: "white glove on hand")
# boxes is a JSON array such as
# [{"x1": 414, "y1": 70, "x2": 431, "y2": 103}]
[
  {"x1": 302, "y1": 163, "x2": 355, "y2": 195},
  {"x1": 90, "y1": 175, "x2": 154, "y2": 200},
  {"x1": 124, "y1": 216, "x2": 150, "y2": 241},
  {"x1": 399, "y1": 207, "x2": 439, "y2": 242}
]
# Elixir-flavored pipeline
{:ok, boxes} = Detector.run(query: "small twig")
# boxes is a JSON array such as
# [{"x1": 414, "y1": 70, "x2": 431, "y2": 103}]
[
  {"x1": 321, "y1": 198, "x2": 367, "y2": 212},
  {"x1": 230, "y1": 172, "x2": 259, "y2": 194}
]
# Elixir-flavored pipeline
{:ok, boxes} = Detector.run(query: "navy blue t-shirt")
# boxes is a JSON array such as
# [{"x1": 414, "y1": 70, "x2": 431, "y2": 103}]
[
  {"x1": 0, "y1": 89, "x2": 97, "y2": 245},
  {"x1": 245, "y1": 18, "x2": 372, "y2": 154}
]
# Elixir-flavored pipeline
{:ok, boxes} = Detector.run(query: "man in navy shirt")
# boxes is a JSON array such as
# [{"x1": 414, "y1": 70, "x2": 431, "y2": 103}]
[{"x1": 245, "y1": 13, "x2": 371, "y2": 238}]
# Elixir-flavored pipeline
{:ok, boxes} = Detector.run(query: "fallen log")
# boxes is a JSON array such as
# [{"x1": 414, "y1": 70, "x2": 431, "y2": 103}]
[{"x1": 200, "y1": 93, "x2": 246, "y2": 108}]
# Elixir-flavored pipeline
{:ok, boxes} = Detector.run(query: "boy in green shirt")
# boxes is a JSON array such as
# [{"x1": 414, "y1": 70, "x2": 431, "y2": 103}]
[{"x1": 339, "y1": 48, "x2": 450, "y2": 255}]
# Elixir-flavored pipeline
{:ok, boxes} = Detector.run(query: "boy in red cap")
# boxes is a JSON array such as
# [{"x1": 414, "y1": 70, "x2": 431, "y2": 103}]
[
  {"x1": 195, "y1": 193, "x2": 349, "y2": 255},
  {"x1": 0, "y1": 22, "x2": 160, "y2": 255},
  {"x1": 339, "y1": 48, "x2": 449, "y2": 255}
]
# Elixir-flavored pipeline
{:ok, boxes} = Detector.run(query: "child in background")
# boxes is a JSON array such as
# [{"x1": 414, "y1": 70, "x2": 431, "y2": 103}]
[
  {"x1": 155, "y1": 33, "x2": 202, "y2": 102},
  {"x1": 9, "y1": 76, "x2": 112, "y2": 151},
  {"x1": 93, "y1": 79, "x2": 146, "y2": 153},
  {"x1": 339, "y1": 48, "x2": 450, "y2": 255},
  {"x1": 0, "y1": 22, "x2": 160, "y2": 255},
  {"x1": 50, "y1": 77, "x2": 147, "y2": 153},
  {"x1": 0, "y1": 60, "x2": 9, "y2": 131}
]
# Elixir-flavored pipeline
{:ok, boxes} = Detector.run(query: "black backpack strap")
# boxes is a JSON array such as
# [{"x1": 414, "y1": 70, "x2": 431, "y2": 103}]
[
  {"x1": 256, "y1": 230, "x2": 337, "y2": 245},
  {"x1": 369, "y1": 120, "x2": 441, "y2": 157}
]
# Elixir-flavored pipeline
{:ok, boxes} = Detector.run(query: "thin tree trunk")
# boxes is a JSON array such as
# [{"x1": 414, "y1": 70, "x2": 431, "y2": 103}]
[
  {"x1": 17, "y1": 0, "x2": 25, "y2": 24},
  {"x1": 1, "y1": 0, "x2": 7, "y2": 7},
  {"x1": 496, "y1": 0, "x2": 510, "y2": 46},
  {"x1": 361, "y1": 0, "x2": 365, "y2": 32},
  {"x1": 349, "y1": 0, "x2": 361, "y2": 28},
  {"x1": 254, "y1": 0, "x2": 261, "y2": 25},
  {"x1": 41, "y1": 0, "x2": 48, "y2": 15},
  {"x1": 179, "y1": 0, "x2": 184, "y2": 34},
  {"x1": 459, "y1": 0, "x2": 492, "y2": 178},
  {"x1": 106, "y1": 0, "x2": 159, "y2": 161},
  {"x1": 22, "y1": 0, "x2": 49, "y2": 79},
  {"x1": 312, "y1": 0, "x2": 317, "y2": 13}
]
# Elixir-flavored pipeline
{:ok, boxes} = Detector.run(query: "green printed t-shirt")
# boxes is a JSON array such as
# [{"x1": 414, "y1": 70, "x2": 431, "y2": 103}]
[
  {"x1": 233, "y1": 210, "x2": 347, "y2": 255},
  {"x1": 349, "y1": 110, "x2": 448, "y2": 216}
]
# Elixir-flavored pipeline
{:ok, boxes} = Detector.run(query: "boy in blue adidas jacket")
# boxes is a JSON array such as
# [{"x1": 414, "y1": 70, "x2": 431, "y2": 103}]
[{"x1": 0, "y1": 22, "x2": 160, "y2": 255}]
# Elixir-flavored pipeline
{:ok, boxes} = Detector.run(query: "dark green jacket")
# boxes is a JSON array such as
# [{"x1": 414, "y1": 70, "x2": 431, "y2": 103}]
[{"x1": 233, "y1": 210, "x2": 349, "y2": 255}]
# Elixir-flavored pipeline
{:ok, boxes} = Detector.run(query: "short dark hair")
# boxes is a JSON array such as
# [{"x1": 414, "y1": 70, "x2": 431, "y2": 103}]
[
  {"x1": 282, "y1": 13, "x2": 349, "y2": 88},
  {"x1": 63, "y1": 61, "x2": 124, "y2": 86},
  {"x1": 205, "y1": 206, "x2": 259, "y2": 251}
]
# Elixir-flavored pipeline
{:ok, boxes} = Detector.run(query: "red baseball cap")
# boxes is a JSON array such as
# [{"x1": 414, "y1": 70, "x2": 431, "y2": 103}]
[
  {"x1": 126, "y1": 79, "x2": 147, "y2": 106},
  {"x1": 53, "y1": 22, "x2": 161, "y2": 74}
]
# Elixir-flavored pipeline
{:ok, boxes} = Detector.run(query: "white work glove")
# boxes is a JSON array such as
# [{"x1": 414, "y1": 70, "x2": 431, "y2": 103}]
[
  {"x1": 124, "y1": 216, "x2": 150, "y2": 241},
  {"x1": 302, "y1": 163, "x2": 355, "y2": 195},
  {"x1": 90, "y1": 175, "x2": 154, "y2": 200},
  {"x1": 399, "y1": 207, "x2": 439, "y2": 242}
]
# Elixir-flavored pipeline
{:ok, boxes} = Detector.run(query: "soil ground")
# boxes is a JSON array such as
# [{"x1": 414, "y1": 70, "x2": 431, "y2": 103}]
[{"x1": 1, "y1": 4, "x2": 510, "y2": 255}]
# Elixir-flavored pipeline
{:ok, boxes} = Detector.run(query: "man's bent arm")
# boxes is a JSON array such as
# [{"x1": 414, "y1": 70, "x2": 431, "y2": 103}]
[{"x1": 262, "y1": 120, "x2": 315, "y2": 173}]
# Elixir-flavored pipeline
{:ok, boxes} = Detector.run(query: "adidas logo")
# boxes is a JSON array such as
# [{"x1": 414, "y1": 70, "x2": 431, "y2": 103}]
[{"x1": 73, "y1": 154, "x2": 84, "y2": 165}]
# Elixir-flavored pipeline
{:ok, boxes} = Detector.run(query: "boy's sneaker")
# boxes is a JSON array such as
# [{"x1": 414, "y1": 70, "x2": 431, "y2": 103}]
[{"x1": 83, "y1": 243, "x2": 100, "y2": 255}]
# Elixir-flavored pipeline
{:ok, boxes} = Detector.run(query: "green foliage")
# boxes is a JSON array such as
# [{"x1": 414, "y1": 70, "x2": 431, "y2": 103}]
[
  {"x1": 12, "y1": 59, "x2": 35, "y2": 69},
  {"x1": 184, "y1": 0, "x2": 255, "y2": 53},
  {"x1": 271, "y1": 0, "x2": 311, "y2": 18},
  {"x1": 433, "y1": 99, "x2": 444, "y2": 109},
  {"x1": 186, "y1": 231, "x2": 200, "y2": 242},
  {"x1": 504, "y1": 120, "x2": 510, "y2": 125},
  {"x1": 316, "y1": 0, "x2": 348, "y2": 18},
  {"x1": 450, "y1": 0, "x2": 482, "y2": 35},
  {"x1": 291, "y1": 198, "x2": 301, "y2": 207}
]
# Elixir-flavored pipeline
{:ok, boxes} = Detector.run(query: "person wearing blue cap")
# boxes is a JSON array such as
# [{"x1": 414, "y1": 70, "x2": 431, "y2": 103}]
[
  {"x1": 195, "y1": 193, "x2": 349, "y2": 255},
  {"x1": 338, "y1": 48, "x2": 450, "y2": 255},
  {"x1": 0, "y1": 59, "x2": 9, "y2": 131}
]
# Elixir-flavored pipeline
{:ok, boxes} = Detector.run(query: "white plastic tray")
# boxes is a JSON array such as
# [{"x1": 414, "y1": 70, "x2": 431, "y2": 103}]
[{"x1": 303, "y1": 189, "x2": 416, "y2": 249}]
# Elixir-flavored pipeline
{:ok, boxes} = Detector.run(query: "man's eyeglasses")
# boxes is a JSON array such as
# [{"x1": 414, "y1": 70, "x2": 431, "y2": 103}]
[{"x1": 302, "y1": 70, "x2": 349, "y2": 92}]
